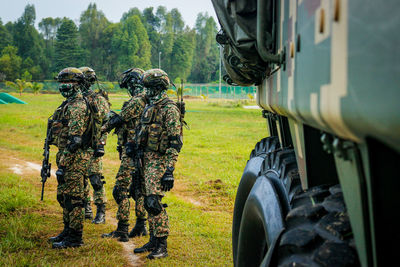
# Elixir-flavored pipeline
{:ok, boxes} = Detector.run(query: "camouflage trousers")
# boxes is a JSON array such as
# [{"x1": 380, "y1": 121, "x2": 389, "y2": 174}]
[
  {"x1": 115, "y1": 150, "x2": 146, "y2": 223},
  {"x1": 143, "y1": 151, "x2": 169, "y2": 238},
  {"x1": 83, "y1": 151, "x2": 107, "y2": 206},
  {"x1": 59, "y1": 149, "x2": 90, "y2": 232}
]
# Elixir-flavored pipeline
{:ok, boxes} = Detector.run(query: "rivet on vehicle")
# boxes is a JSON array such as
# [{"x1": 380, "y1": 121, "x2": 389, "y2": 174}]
[
  {"x1": 290, "y1": 42, "x2": 294, "y2": 58},
  {"x1": 319, "y1": 8, "x2": 325, "y2": 33},
  {"x1": 334, "y1": 0, "x2": 340, "y2": 21}
]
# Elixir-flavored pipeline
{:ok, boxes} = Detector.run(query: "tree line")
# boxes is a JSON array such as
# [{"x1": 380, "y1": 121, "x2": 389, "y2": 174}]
[{"x1": 0, "y1": 3, "x2": 220, "y2": 83}]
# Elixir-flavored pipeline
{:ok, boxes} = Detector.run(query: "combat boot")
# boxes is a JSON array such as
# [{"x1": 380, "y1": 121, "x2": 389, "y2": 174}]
[
  {"x1": 128, "y1": 218, "x2": 148, "y2": 237},
  {"x1": 84, "y1": 202, "x2": 93, "y2": 220},
  {"x1": 134, "y1": 233, "x2": 156, "y2": 253},
  {"x1": 92, "y1": 204, "x2": 106, "y2": 224},
  {"x1": 48, "y1": 224, "x2": 69, "y2": 243},
  {"x1": 52, "y1": 229, "x2": 83, "y2": 249},
  {"x1": 147, "y1": 236, "x2": 168, "y2": 259},
  {"x1": 101, "y1": 221, "x2": 129, "y2": 242}
]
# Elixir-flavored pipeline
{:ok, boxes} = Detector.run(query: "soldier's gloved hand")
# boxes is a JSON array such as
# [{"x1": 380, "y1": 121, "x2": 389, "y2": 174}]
[
  {"x1": 56, "y1": 167, "x2": 66, "y2": 184},
  {"x1": 94, "y1": 144, "x2": 105, "y2": 157},
  {"x1": 125, "y1": 142, "x2": 135, "y2": 158},
  {"x1": 67, "y1": 135, "x2": 82, "y2": 153},
  {"x1": 161, "y1": 167, "x2": 174, "y2": 191}
]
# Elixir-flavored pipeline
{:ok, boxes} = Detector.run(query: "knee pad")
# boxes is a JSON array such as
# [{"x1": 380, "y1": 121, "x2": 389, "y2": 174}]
[
  {"x1": 113, "y1": 186, "x2": 127, "y2": 204},
  {"x1": 89, "y1": 174, "x2": 104, "y2": 191},
  {"x1": 64, "y1": 194, "x2": 83, "y2": 212},
  {"x1": 144, "y1": 195, "x2": 163, "y2": 216}
]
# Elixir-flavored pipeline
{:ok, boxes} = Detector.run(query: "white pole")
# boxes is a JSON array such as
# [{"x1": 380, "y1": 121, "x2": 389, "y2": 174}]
[
  {"x1": 219, "y1": 45, "x2": 222, "y2": 98},
  {"x1": 159, "y1": 51, "x2": 162, "y2": 69}
]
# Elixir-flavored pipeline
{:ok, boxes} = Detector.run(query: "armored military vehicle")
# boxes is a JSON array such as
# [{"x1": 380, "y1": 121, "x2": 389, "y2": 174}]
[{"x1": 211, "y1": 0, "x2": 400, "y2": 266}]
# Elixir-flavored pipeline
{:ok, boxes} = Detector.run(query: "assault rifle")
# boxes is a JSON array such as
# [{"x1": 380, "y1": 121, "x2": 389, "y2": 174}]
[
  {"x1": 176, "y1": 80, "x2": 189, "y2": 129},
  {"x1": 130, "y1": 144, "x2": 144, "y2": 201},
  {"x1": 40, "y1": 117, "x2": 53, "y2": 201}
]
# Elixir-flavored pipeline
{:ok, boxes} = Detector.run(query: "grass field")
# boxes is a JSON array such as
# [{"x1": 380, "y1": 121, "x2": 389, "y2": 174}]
[{"x1": 0, "y1": 92, "x2": 267, "y2": 266}]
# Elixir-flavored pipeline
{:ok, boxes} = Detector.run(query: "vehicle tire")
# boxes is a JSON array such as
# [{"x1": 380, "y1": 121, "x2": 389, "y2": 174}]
[
  {"x1": 234, "y1": 141, "x2": 302, "y2": 266},
  {"x1": 274, "y1": 184, "x2": 360, "y2": 267},
  {"x1": 232, "y1": 137, "x2": 279, "y2": 264}
]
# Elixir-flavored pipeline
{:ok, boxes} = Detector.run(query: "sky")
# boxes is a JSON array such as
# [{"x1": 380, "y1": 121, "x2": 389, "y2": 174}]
[{"x1": 0, "y1": 0, "x2": 219, "y2": 29}]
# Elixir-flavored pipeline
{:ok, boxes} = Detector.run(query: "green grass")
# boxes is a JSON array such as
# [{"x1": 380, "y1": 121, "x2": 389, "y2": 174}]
[{"x1": 0, "y1": 93, "x2": 266, "y2": 266}]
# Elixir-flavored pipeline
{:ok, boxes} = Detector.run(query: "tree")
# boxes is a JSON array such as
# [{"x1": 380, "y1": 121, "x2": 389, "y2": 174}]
[
  {"x1": 39, "y1": 17, "x2": 62, "y2": 75},
  {"x1": 54, "y1": 18, "x2": 83, "y2": 71},
  {"x1": 121, "y1": 7, "x2": 142, "y2": 23},
  {"x1": 170, "y1": 8, "x2": 184, "y2": 34},
  {"x1": 189, "y1": 13, "x2": 219, "y2": 82},
  {"x1": 112, "y1": 15, "x2": 151, "y2": 72},
  {"x1": 5, "y1": 79, "x2": 32, "y2": 96},
  {"x1": 0, "y1": 19, "x2": 12, "y2": 53},
  {"x1": 142, "y1": 7, "x2": 162, "y2": 68},
  {"x1": 12, "y1": 4, "x2": 46, "y2": 79},
  {"x1": 98, "y1": 23, "x2": 120, "y2": 80},
  {"x1": 31, "y1": 82, "x2": 44, "y2": 94},
  {"x1": 0, "y1": 45, "x2": 22, "y2": 81},
  {"x1": 169, "y1": 28, "x2": 195, "y2": 81},
  {"x1": 79, "y1": 3, "x2": 110, "y2": 72},
  {"x1": 156, "y1": 6, "x2": 174, "y2": 73}
]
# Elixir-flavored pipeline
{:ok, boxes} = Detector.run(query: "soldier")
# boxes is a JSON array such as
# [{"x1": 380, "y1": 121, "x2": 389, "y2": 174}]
[
  {"x1": 49, "y1": 67, "x2": 92, "y2": 249},
  {"x1": 133, "y1": 69, "x2": 183, "y2": 259},
  {"x1": 79, "y1": 66, "x2": 110, "y2": 224},
  {"x1": 101, "y1": 68, "x2": 148, "y2": 242}
]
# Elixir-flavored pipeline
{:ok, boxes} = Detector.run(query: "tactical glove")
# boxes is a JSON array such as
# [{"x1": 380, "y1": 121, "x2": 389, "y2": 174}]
[
  {"x1": 94, "y1": 144, "x2": 105, "y2": 157},
  {"x1": 161, "y1": 167, "x2": 174, "y2": 191},
  {"x1": 66, "y1": 135, "x2": 82, "y2": 153},
  {"x1": 125, "y1": 142, "x2": 136, "y2": 158},
  {"x1": 56, "y1": 167, "x2": 66, "y2": 184}
]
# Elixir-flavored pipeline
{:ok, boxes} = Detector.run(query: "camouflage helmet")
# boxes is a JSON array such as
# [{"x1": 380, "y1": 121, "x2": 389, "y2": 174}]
[
  {"x1": 119, "y1": 67, "x2": 144, "y2": 89},
  {"x1": 79, "y1": 66, "x2": 97, "y2": 85},
  {"x1": 142, "y1": 69, "x2": 170, "y2": 90},
  {"x1": 56, "y1": 67, "x2": 84, "y2": 83}
]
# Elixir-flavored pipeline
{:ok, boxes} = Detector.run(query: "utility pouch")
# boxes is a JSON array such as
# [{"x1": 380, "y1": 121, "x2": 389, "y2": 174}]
[
  {"x1": 141, "y1": 105, "x2": 155, "y2": 124},
  {"x1": 137, "y1": 126, "x2": 148, "y2": 147},
  {"x1": 159, "y1": 131, "x2": 169, "y2": 154},
  {"x1": 147, "y1": 123, "x2": 162, "y2": 152}
]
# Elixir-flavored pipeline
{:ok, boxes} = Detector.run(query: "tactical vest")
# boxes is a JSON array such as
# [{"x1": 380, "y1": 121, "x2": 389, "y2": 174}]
[
  {"x1": 51, "y1": 97, "x2": 93, "y2": 150},
  {"x1": 84, "y1": 91, "x2": 104, "y2": 149},
  {"x1": 116, "y1": 97, "x2": 146, "y2": 147},
  {"x1": 50, "y1": 101, "x2": 68, "y2": 149},
  {"x1": 137, "y1": 98, "x2": 181, "y2": 154}
]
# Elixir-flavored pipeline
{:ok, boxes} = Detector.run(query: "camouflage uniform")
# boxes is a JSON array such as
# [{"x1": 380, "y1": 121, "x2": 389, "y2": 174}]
[
  {"x1": 82, "y1": 90, "x2": 110, "y2": 210},
  {"x1": 49, "y1": 89, "x2": 91, "y2": 247},
  {"x1": 109, "y1": 96, "x2": 147, "y2": 223},
  {"x1": 133, "y1": 69, "x2": 182, "y2": 259},
  {"x1": 140, "y1": 90, "x2": 181, "y2": 238},
  {"x1": 48, "y1": 68, "x2": 93, "y2": 249},
  {"x1": 101, "y1": 68, "x2": 147, "y2": 241}
]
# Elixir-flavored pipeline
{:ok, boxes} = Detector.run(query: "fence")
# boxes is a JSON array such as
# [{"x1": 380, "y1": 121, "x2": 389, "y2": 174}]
[{"x1": 0, "y1": 81, "x2": 258, "y2": 99}]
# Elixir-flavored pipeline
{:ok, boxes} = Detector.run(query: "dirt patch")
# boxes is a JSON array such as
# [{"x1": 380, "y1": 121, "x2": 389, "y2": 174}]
[
  {"x1": 106, "y1": 215, "x2": 143, "y2": 267},
  {"x1": 2, "y1": 151, "x2": 143, "y2": 267},
  {"x1": 173, "y1": 180, "x2": 205, "y2": 207}
]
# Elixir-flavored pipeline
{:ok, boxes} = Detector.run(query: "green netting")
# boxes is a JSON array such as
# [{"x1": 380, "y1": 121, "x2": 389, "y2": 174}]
[{"x1": 0, "y1": 82, "x2": 257, "y2": 99}]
